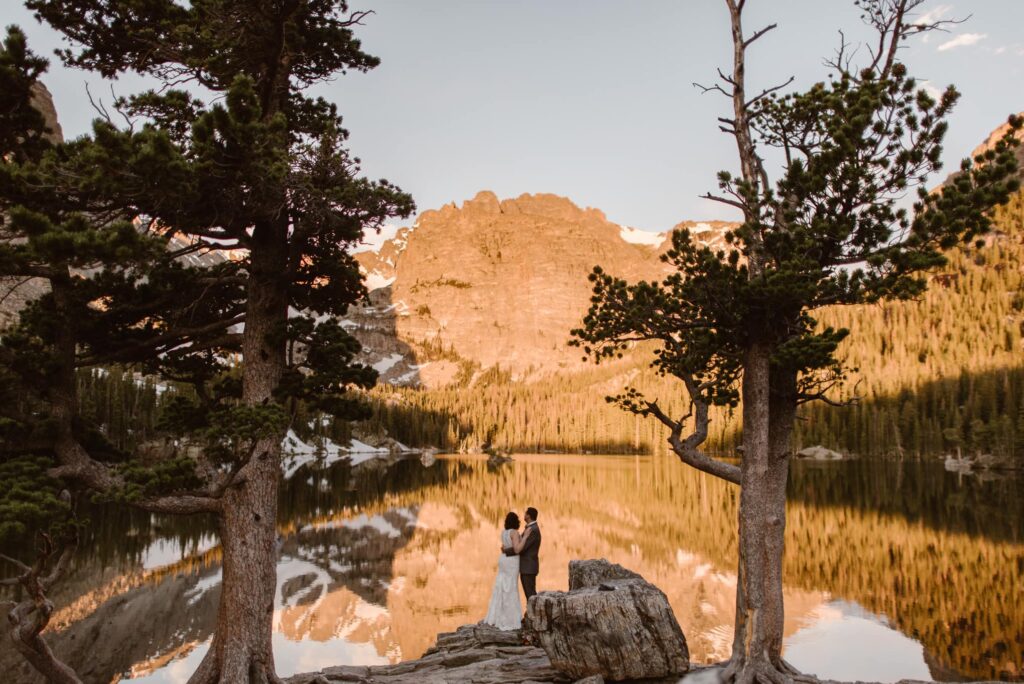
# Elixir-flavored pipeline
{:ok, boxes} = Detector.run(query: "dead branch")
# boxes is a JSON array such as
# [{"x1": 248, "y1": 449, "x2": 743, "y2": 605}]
[
  {"x1": 643, "y1": 385, "x2": 741, "y2": 485},
  {"x1": 339, "y1": 9, "x2": 375, "y2": 28},
  {"x1": 743, "y1": 23, "x2": 778, "y2": 48},
  {"x1": 723, "y1": 0, "x2": 773, "y2": 236},
  {"x1": 84, "y1": 82, "x2": 113, "y2": 125},
  {"x1": 3, "y1": 529, "x2": 82, "y2": 684},
  {"x1": 745, "y1": 76, "x2": 795, "y2": 108},
  {"x1": 693, "y1": 81, "x2": 731, "y2": 98},
  {"x1": 701, "y1": 192, "x2": 747, "y2": 211}
]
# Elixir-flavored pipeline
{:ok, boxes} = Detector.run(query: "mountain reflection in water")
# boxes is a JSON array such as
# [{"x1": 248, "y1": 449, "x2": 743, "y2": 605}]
[{"x1": 0, "y1": 454, "x2": 1021, "y2": 683}]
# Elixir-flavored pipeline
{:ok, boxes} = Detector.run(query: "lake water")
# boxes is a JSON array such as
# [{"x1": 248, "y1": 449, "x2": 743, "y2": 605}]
[{"x1": 1, "y1": 454, "x2": 1021, "y2": 683}]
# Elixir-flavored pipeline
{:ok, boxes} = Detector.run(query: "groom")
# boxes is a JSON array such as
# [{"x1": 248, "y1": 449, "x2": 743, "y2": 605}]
[{"x1": 503, "y1": 506, "x2": 541, "y2": 599}]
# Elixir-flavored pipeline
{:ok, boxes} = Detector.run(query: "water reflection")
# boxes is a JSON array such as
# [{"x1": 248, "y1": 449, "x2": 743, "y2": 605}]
[
  {"x1": 785, "y1": 601, "x2": 932, "y2": 683},
  {"x1": 0, "y1": 455, "x2": 1020, "y2": 683}
]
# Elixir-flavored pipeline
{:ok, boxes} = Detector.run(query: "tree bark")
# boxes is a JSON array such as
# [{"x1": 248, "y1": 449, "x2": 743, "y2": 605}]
[
  {"x1": 723, "y1": 357, "x2": 800, "y2": 684},
  {"x1": 724, "y1": 344, "x2": 776, "y2": 683},
  {"x1": 7, "y1": 605, "x2": 83, "y2": 684},
  {"x1": 192, "y1": 451, "x2": 281, "y2": 684},
  {"x1": 190, "y1": 222, "x2": 289, "y2": 684},
  {"x1": 764, "y1": 368, "x2": 797, "y2": 668},
  {"x1": 4, "y1": 538, "x2": 83, "y2": 684}
]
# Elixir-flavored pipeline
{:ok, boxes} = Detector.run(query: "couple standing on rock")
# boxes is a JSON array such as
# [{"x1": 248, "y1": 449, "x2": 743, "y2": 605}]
[{"x1": 483, "y1": 507, "x2": 542, "y2": 630}]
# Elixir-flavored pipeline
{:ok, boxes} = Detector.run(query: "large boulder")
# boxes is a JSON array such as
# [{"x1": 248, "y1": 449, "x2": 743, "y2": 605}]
[
  {"x1": 568, "y1": 558, "x2": 642, "y2": 590},
  {"x1": 524, "y1": 563, "x2": 689, "y2": 681}
]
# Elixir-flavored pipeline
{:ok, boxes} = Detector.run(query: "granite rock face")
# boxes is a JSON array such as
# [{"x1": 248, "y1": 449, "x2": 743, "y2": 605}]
[
  {"x1": 567, "y1": 558, "x2": 643, "y2": 591},
  {"x1": 524, "y1": 571, "x2": 689, "y2": 681},
  {"x1": 348, "y1": 190, "x2": 736, "y2": 387}
]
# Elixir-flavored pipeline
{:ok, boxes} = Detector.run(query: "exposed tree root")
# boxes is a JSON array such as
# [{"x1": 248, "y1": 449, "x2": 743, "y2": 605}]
[
  {"x1": 718, "y1": 654, "x2": 820, "y2": 684},
  {"x1": 185, "y1": 648, "x2": 217, "y2": 684},
  {"x1": 186, "y1": 642, "x2": 284, "y2": 684}
]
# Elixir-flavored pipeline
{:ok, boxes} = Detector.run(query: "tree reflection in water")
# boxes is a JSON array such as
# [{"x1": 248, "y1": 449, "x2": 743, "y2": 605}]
[{"x1": 0, "y1": 455, "x2": 1020, "y2": 683}]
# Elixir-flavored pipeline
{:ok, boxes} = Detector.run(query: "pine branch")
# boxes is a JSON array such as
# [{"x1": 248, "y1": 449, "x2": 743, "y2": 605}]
[{"x1": 77, "y1": 313, "x2": 246, "y2": 366}]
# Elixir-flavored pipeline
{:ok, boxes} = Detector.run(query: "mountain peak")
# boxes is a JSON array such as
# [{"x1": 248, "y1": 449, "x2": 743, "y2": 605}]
[
  {"x1": 348, "y1": 191, "x2": 737, "y2": 387},
  {"x1": 971, "y1": 113, "x2": 1024, "y2": 160},
  {"x1": 422, "y1": 191, "x2": 611, "y2": 226}
]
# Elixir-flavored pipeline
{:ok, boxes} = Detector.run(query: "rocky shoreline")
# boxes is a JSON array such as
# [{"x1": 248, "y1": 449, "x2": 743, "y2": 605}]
[
  {"x1": 286, "y1": 559, "x2": 1005, "y2": 684},
  {"x1": 285, "y1": 558, "x2": 697, "y2": 684},
  {"x1": 286, "y1": 623, "x2": 567, "y2": 684},
  {"x1": 284, "y1": 622, "x2": 714, "y2": 684},
  {"x1": 285, "y1": 624, "x2": 1001, "y2": 684}
]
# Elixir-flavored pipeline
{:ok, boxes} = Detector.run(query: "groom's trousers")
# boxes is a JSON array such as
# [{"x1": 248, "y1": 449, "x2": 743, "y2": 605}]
[{"x1": 521, "y1": 573, "x2": 537, "y2": 599}]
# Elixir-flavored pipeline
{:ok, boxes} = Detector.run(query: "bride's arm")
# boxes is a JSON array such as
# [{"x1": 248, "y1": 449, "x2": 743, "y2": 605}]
[
  {"x1": 512, "y1": 527, "x2": 531, "y2": 553},
  {"x1": 501, "y1": 531, "x2": 518, "y2": 555}
]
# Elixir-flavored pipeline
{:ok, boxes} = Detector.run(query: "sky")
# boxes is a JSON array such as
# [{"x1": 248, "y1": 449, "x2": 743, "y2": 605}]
[{"x1": 6, "y1": 0, "x2": 1024, "y2": 232}]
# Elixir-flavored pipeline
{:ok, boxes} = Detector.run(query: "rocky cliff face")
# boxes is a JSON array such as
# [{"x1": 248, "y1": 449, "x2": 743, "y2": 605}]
[
  {"x1": 349, "y1": 105, "x2": 1022, "y2": 391},
  {"x1": 30, "y1": 83, "x2": 63, "y2": 143},
  {"x1": 350, "y1": 191, "x2": 733, "y2": 387}
]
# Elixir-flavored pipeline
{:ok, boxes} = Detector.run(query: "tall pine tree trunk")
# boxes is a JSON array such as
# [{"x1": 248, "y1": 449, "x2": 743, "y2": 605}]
[
  {"x1": 191, "y1": 224, "x2": 288, "y2": 684},
  {"x1": 7, "y1": 275, "x2": 87, "y2": 684},
  {"x1": 764, "y1": 368, "x2": 798, "y2": 668},
  {"x1": 196, "y1": 451, "x2": 281, "y2": 684},
  {"x1": 724, "y1": 350, "x2": 798, "y2": 684}
]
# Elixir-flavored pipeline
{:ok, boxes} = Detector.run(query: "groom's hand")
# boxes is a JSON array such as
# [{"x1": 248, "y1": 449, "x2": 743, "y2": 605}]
[{"x1": 501, "y1": 546, "x2": 516, "y2": 556}]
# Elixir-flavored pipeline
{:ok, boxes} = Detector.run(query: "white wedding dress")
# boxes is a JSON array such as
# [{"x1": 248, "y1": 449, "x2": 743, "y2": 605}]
[{"x1": 483, "y1": 529, "x2": 522, "y2": 630}]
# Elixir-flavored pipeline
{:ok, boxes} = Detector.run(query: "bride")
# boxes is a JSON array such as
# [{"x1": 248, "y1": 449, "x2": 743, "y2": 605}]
[{"x1": 483, "y1": 511, "x2": 532, "y2": 630}]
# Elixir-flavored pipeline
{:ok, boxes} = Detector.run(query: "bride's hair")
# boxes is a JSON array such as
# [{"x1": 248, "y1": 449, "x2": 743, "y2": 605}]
[{"x1": 504, "y1": 512, "x2": 520, "y2": 530}]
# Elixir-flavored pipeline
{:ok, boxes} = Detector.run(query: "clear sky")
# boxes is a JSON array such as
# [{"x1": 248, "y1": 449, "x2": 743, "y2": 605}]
[{"x1": 6, "y1": 1, "x2": 1024, "y2": 232}]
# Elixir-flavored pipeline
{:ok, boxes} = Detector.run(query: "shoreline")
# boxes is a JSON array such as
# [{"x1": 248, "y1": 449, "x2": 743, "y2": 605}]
[{"x1": 286, "y1": 622, "x2": 1015, "y2": 684}]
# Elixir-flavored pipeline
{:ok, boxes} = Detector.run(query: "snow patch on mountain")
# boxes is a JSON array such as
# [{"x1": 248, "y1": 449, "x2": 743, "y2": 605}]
[
  {"x1": 619, "y1": 225, "x2": 666, "y2": 246},
  {"x1": 363, "y1": 271, "x2": 395, "y2": 291},
  {"x1": 372, "y1": 353, "x2": 404, "y2": 374},
  {"x1": 351, "y1": 223, "x2": 405, "y2": 255}
]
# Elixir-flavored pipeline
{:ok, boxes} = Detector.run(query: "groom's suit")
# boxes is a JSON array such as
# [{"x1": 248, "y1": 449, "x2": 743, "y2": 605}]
[{"x1": 506, "y1": 522, "x2": 541, "y2": 599}]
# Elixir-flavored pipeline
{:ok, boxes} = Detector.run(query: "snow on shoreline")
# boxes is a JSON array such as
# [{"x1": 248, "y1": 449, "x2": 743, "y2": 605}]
[{"x1": 280, "y1": 429, "x2": 415, "y2": 478}]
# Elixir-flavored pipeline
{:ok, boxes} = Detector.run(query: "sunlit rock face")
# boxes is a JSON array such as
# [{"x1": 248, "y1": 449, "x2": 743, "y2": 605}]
[
  {"x1": 971, "y1": 112, "x2": 1024, "y2": 170},
  {"x1": 348, "y1": 191, "x2": 735, "y2": 388},
  {"x1": 934, "y1": 111, "x2": 1024, "y2": 194}
]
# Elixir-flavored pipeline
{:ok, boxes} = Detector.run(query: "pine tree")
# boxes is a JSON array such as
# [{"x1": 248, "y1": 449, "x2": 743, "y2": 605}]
[
  {"x1": 0, "y1": 27, "x2": 160, "y2": 682},
  {"x1": 573, "y1": 1, "x2": 1020, "y2": 681},
  {"x1": 4, "y1": 2, "x2": 413, "y2": 681}
]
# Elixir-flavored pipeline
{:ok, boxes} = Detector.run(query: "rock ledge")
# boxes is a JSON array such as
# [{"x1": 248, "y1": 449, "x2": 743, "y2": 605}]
[{"x1": 286, "y1": 623, "x2": 568, "y2": 684}]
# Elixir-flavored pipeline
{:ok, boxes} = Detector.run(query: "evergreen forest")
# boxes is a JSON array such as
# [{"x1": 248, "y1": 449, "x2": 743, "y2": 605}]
[{"x1": 82, "y1": 191, "x2": 1024, "y2": 461}]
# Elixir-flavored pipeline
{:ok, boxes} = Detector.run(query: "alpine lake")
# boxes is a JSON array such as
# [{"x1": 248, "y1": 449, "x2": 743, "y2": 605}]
[{"x1": 1, "y1": 453, "x2": 1021, "y2": 683}]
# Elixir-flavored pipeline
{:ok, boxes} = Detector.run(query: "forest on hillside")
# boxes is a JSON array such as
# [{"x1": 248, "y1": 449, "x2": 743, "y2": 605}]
[
  {"x1": 362, "y1": 190, "x2": 1024, "y2": 459},
  {"x1": 81, "y1": 190, "x2": 1024, "y2": 461}
]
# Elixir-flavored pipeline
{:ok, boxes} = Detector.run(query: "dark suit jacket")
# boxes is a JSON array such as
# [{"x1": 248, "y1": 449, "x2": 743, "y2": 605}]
[{"x1": 505, "y1": 523, "x2": 541, "y2": 575}]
